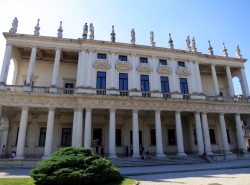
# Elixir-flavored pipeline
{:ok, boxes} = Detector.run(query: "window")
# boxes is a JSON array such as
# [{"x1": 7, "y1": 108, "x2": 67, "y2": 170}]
[
  {"x1": 159, "y1": 59, "x2": 167, "y2": 65},
  {"x1": 119, "y1": 55, "x2": 127, "y2": 61},
  {"x1": 97, "y1": 53, "x2": 106, "y2": 59},
  {"x1": 180, "y1": 78, "x2": 189, "y2": 94},
  {"x1": 140, "y1": 57, "x2": 148, "y2": 63},
  {"x1": 220, "y1": 92, "x2": 223, "y2": 96},
  {"x1": 61, "y1": 128, "x2": 71, "y2": 146},
  {"x1": 209, "y1": 129, "x2": 216, "y2": 144},
  {"x1": 193, "y1": 129, "x2": 197, "y2": 144},
  {"x1": 39, "y1": 128, "x2": 46, "y2": 146},
  {"x1": 178, "y1": 61, "x2": 185, "y2": 67},
  {"x1": 116, "y1": 129, "x2": 121, "y2": 146},
  {"x1": 96, "y1": 72, "x2": 106, "y2": 89},
  {"x1": 161, "y1": 76, "x2": 170, "y2": 93},
  {"x1": 168, "y1": 129, "x2": 175, "y2": 145},
  {"x1": 119, "y1": 73, "x2": 128, "y2": 90},
  {"x1": 141, "y1": 75, "x2": 150, "y2": 92},
  {"x1": 226, "y1": 129, "x2": 231, "y2": 143},
  {"x1": 150, "y1": 129, "x2": 156, "y2": 145},
  {"x1": 93, "y1": 128, "x2": 102, "y2": 145},
  {"x1": 64, "y1": 83, "x2": 74, "y2": 94},
  {"x1": 130, "y1": 131, "x2": 142, "y2": 145}
]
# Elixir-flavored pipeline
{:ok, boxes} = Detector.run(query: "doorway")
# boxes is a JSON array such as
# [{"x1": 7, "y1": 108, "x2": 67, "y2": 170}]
[{"x1": 130, "y1": 130, "x2": 142, "y2": 145}]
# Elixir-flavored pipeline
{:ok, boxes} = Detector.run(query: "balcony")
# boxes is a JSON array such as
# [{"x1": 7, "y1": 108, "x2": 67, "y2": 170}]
[{"x1": 1, "y1": 85, "x2": 250, "y2": 103}]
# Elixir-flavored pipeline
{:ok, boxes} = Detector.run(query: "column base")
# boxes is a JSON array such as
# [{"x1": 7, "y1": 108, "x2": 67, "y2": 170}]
[
  {"x1": 42, "y1": 155, "x2": 51, "y2": 159},
  {"x1": 155, "y1": 153, "x2": 166, "y2": 157},
  {"x1": 151, "y1": 92, "x2": 162, "y2": 98},
  {"x1": 0, "y1": 84, "x2": 5, "y2": 91},
  {"x1": 14, "y1": 155, "x2": 25, "y2": 160},
  {"x1": 190, "y1": 94, "x2": 206, "y2": 100},
  {"x1": 223, "y1": 151, "x2": 232, "y2": 154},
  {"x1": 171, "y1": 93, "x2": 183, "y2": 99},
  {"x1": 108, "y1": 154, "x2": 117, "y2": 158},
  {"x1": 23, "y1": 86, "x2": 32, "y2": 92},
  {"x1": 106, "y1": 90, "x2": 119, "y2": 96},
  {"x1": 132, "y1": 153, "x2": 141, "y2": 158},
  {"x1": 49, "y1": 87, "x2": 57, "y2": 93},
  {"x1": 206, "y1": 151, "x2": 214, "y2": 155},
  {"x1": 176, "y1": 152, "x2": 187, "y2": 156}
]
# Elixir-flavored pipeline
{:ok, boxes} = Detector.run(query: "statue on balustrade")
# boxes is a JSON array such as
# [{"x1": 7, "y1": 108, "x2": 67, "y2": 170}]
[
  {"x1": 131, "y1": 28, "x2": 135, "y2": 44},
  {"x1": 82, "y1": 23, "x2": 88, "y2": 39},
  {"x1": 89, "y1": 23, "x2": 94, "y2": 40},
  {"x1": 150, "y1": 31, "x2": 155, "y2": 46},
  {"x1": 186, "y1": 36, "x2": 191, "y2": 51},
  {"x1": 9, "y1": 17, "x2": 18, "y2": 34},
  {"x1": 235, "y1": 45, "x2": 242, "y2": 59},
  {"x1": 192, "y1": 37, "x2": 197, "y2": 52}
]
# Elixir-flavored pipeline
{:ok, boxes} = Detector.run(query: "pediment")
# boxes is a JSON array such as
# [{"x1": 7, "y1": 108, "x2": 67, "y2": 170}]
[
  {"x1": 93, "y1": 59, "x2": 110, "y2": 69},
  {"x1": 176, "y1": 66, "x2": 190, "y2": 76},
  {"x1": 137, "y1": 63, "x2": 152, "y2": 72},
  {"x1": 115, "y1": 60, "x2": 132, "y2": 71},
  {"x1": 157, "y1": 65, "x2": 172, "y2": 74}
]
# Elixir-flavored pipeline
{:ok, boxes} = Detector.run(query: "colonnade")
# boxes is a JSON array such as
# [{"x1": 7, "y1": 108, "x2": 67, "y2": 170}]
[
  {"x1": 14, "y1": 106, "x2": 246, "y2": 159},
  {"x1": 1, "y1": 44, "x2": 249, "y2": 99}
]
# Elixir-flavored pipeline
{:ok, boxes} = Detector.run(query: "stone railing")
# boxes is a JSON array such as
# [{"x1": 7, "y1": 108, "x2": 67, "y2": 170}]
[{"x1": 1, "y1": 85, "x2": 250, "y2": 103}]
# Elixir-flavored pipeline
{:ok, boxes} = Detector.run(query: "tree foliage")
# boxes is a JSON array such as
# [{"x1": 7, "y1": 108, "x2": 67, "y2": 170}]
[{"x1": 31, "y1": 147, "x2": 121, "y2": 185}]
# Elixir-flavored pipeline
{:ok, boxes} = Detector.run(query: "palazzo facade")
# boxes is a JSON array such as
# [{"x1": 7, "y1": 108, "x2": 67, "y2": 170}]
[{"x1": 0, "y1": 20, "x2": 250, "y2": 159}]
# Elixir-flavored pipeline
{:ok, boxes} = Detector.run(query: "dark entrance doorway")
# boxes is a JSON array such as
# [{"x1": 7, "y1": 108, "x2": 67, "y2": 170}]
[
  {"x1": 93, "y1": 128, "x2": 102, "y2": 145},
  {"x1": 130, "y1": 130, "x2": 142, "y2": 145}
]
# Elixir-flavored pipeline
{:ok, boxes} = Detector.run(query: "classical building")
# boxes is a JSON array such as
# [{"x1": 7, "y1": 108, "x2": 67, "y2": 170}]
[{"x1": 0, "y1": 18, "x2": 250, "y2": 159}]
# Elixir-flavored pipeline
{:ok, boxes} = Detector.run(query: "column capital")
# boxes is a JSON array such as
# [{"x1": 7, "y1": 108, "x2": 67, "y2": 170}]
[
  {"x1": 132, "y1": 109, "x2": 139, "y2": 113},
  {"x1": 219, "y1": 113, "x2": 224, "y2": 116},
  {"x1": 155, "y1": 109, "x2": 162, "y2": 114},
  {"x1": 55, "y1": 47, "x2": 62, "y2": 51},
  {"x1": 151, "y1": 55, "x2": 158, "y2": 59},
  {"x1": 85, "y1": 107, "x2": 92, "y2": 112},
  {"x1": 194, "y1": 111, "x2": 201, "y2": 115},
  {"x1": 175, "y1": 110, "x2": 181, "y2": 114},
  {"x1": 240, "y1": 66, "x2": 245, "y2": 70},
  {"x1": 6, "y1": 41, "x2": 13, "y2": 47},
  {"x1": 109, "y1": 51, "x2": 117, "y2": 55},
  {"x1": 109, "y1": 108, "x2": 116, "y2": 112},
  {"x1": 235, "y1": 113, "x2": 241, "y2": 116},
  {"x1": 21, "y1": 106, "x2": 29, "y2": 111},
  {"x1": 210, "y1": 64, "x2": 216, "y2": 67},
  {"x1": 225, "y1": 65, "x2": 231, "y2": 69},
  {"x1": 170, "y1": 57, "x2": 176, "y2": 61},
  {"x1": 75, "y1": 107, "x2": 83, "y2": 112},
  {"x1": 87, "y1": 49, "x2": 95, "y2": 53},
  {"x1": 201, "y1": 112, "x2": 208, "y2": 115},
  {"x1": 78, "y1": 49, "x2": 87, "y2": 53},
  {"x1": 130, "y1": 53, "x2": 137, "y2": 57},
  {"x1": 47, "y1": 107, "x2": 56, "y2": 111},
  {"x1": 31, "y1": 45, "x2": 38, "y2": 49}
]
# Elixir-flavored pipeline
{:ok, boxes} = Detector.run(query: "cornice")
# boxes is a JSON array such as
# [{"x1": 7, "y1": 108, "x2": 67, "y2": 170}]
[{"x1": 3, "y1": 32, "x2": 247, "y2": 63}]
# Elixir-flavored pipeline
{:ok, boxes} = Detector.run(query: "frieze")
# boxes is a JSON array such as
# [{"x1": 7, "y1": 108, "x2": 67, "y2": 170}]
[
  {"x1": 0, "y1": 93, "x2": 250, "y2": 113},
  {"x1": 176, "y1": 66, "x2": 190, "y2": 76}
]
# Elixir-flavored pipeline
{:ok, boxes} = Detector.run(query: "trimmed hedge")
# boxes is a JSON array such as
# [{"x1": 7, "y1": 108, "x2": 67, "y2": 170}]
[{"x1": 31, "y1": 147, "x2": 121, "y2": 185}]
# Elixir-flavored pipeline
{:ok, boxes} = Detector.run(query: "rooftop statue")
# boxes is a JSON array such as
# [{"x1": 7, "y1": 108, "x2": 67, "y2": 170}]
[
  {"x1": 191, "y1": 37, "x2": 197, "y2": 52},
  {"x1": 168, "y1": 33, "x2": 173, "y2": 49},
  {"x1": 57, "y1": 21, "x2": 63, "y2": 38},
  {"x1": 186, "y1": 36, "x2": 191, "y2": 51},
  {"x1": 89, "y1": 23, "x2": 94, "y2": 40},
  {"x1": 9, "y1": 17, "x2": 18, "y2": 34},
  {"x1": 235, "y1": 45, "x2": 242, "y2": 59},
  {"x1": 208, "y1": 40, "x2": 213, "y2": 55},
  {"x1": 222, "y1": 42, "x2": 228, "y2": 57},
  {"x1": 131, "y1": 28, "x2": 135, "y2": 44},
  {"x1": 150, "y1": 31, "x2": 155, "y2": 47},
  {"x1": 82, "y1": 23, "x2": 88, "y2": 39},
  {"x1": 110, "y1": 25, "x2": 116, "y2": 42},
  {"x1": 34, "y1": 19, "x2": 40, "y2": 36}
]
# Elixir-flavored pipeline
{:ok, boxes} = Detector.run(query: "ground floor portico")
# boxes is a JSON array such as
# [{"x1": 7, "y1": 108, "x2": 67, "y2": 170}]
[{"x1": 0, "y1": 103, "x2": 248, "y2": 159}]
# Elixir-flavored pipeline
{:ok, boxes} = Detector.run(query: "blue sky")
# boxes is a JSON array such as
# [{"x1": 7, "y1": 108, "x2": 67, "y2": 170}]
[{"x1": 0, "y1": 0, "x2": 250, "y2": 94}]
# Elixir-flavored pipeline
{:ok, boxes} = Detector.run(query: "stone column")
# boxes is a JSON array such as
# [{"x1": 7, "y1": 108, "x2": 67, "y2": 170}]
[
  {"x1": 87, "y1": 50, "x2": 94, "y2": 88},
  {"x1": 151, "y1": 56, "x2": 159, "y2": 92},
  {"x1": 189, "y1": 60, "x2": 196, "y2": 93},
  {"x1": 155, "y1": 110, "x2": 165, "y2": 157},
  {"x1": 51, "y1": 48, "x2": 61, "y2": 87},
  {"x1": 76, "y1": 51, "x2": 82, "y2": 87},
  {"x1": 15, "y1": 106, "x2": 29, "y2": 159},
  {"x1": 109, "y1": 52, "x2": 116, "y2": 89},
  {"x1": 170, "y1": 58, "x2": 178, "y2": 93},
  {"x1": 84, "y1": 108, "x2": 92, "y2": 148},
  {"x1": 132, "y1": 109, "x2": 140, "y2": 157},
  {"x1": 188, "y1": 120, "x2": 195, "y2": 153},
  {"x1": 175, "y1": 111, "x2": 186, "y2": 155},
  {"x1": 25, "y1": 46, "x2": 37, "y2": 85},
  {"x1": 75, "y1": 108, "x2": 83, "y2": 147},
  {"x1": 219, "y1": 113, "x2": 231, "y2": 153},
  {"x1": 71, "y1": 108, "x2": 77, "y2": 146},
  {"x1": 235, "y1": 113, "x2": 246, "y2": 151},
  {"x1": 194, "y1": 61, "x2": 203, "y2": 93},
  {"x1": 240, "y1": 67, "x2": 250, "y2": 97},
  {"x1": 225, "y1": 66, "x2": 235, "y2": 97},
  {"x1": 194, "y1": 112, "x2": 204, "y2": 154},
  {"x1": 201, "y1": 112, "x2": 213, "y2": 155},
  {"x1": 0, "y1": 43, "x2": 12, "y2": 85},
  {"x1": 78, "y1": 51, "x2": 86, "y2": 87},
  {"x1": 108, "y1": 108, "x2": 117, "y2": 158},
  {"x1": 130, "y1": 54, "x2": 138, "y2": 91},
  {"x1": 42, "y1": 107, "x2": 55, "y2": 159},
  {"x1": 210, "y1": 64, "x2": 220, "y2": 96}
]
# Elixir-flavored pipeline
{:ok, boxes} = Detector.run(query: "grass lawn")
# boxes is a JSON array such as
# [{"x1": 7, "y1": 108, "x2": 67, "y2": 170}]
[{"x1": 0, "y1": 177, "x2": 137, "y2": 185}]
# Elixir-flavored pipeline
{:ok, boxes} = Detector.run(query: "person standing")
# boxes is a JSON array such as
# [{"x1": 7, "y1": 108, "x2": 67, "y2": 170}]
[
  {"x1": 130, "y1": 145, "x2": 133, "y2": 156},
  {"x1": 100, "y1": 145, "x2": 104, "y2": 157},
  {"x1": 1, "y1": 145, "x2": 5, "y2": 159}
]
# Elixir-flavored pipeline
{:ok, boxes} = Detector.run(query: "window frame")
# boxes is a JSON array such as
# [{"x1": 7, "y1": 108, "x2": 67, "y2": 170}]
[
  {"x1": 140, "y1": 57, "x2": 148, "y2": 63},
  {"x1": 61, "y1": 128, "x2": 72, "y2": 146},
  {"x1": 168, "y1": 129, "x2": 176, "y2": 145},
  {"x1": 96, "y1": 71, "x2": 106, "y2": 90},
  {"x1": 140, "y1": 75, "x2": 150, "y2": 92},
  {"x1": 116, "y1": 129, "x2": 122, "y2": 146},
  {"x1": 97, "y1": 53, "x2": 107, "y2": 59},
  {"x1": 39, "y1": 127, "x2": 46, "y2": 146},
  {"x1": 180, "y1": 78, "x2": 189, "y2": 94},
  {"x1": 150, "y1": 129, "x2": 156, "y2": 146},
  {"x1": 209, "y1": 129, "x2": 216, "y2": 144},
  {"x1": 159, "y1": 59, "x2": 167, "y2": 65},
  {"x1": 119, "y1": 55, "x2": 127, "y2": 61},
  {"x1": 161, "y1": 76, "x2": 170, "y2": 93},
  {"x1": 178, "y1": 61, "x2": 185, "y2": 67},
  {"x1": 119, "y1": 73, "x2": 128, "y2": 91}
]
